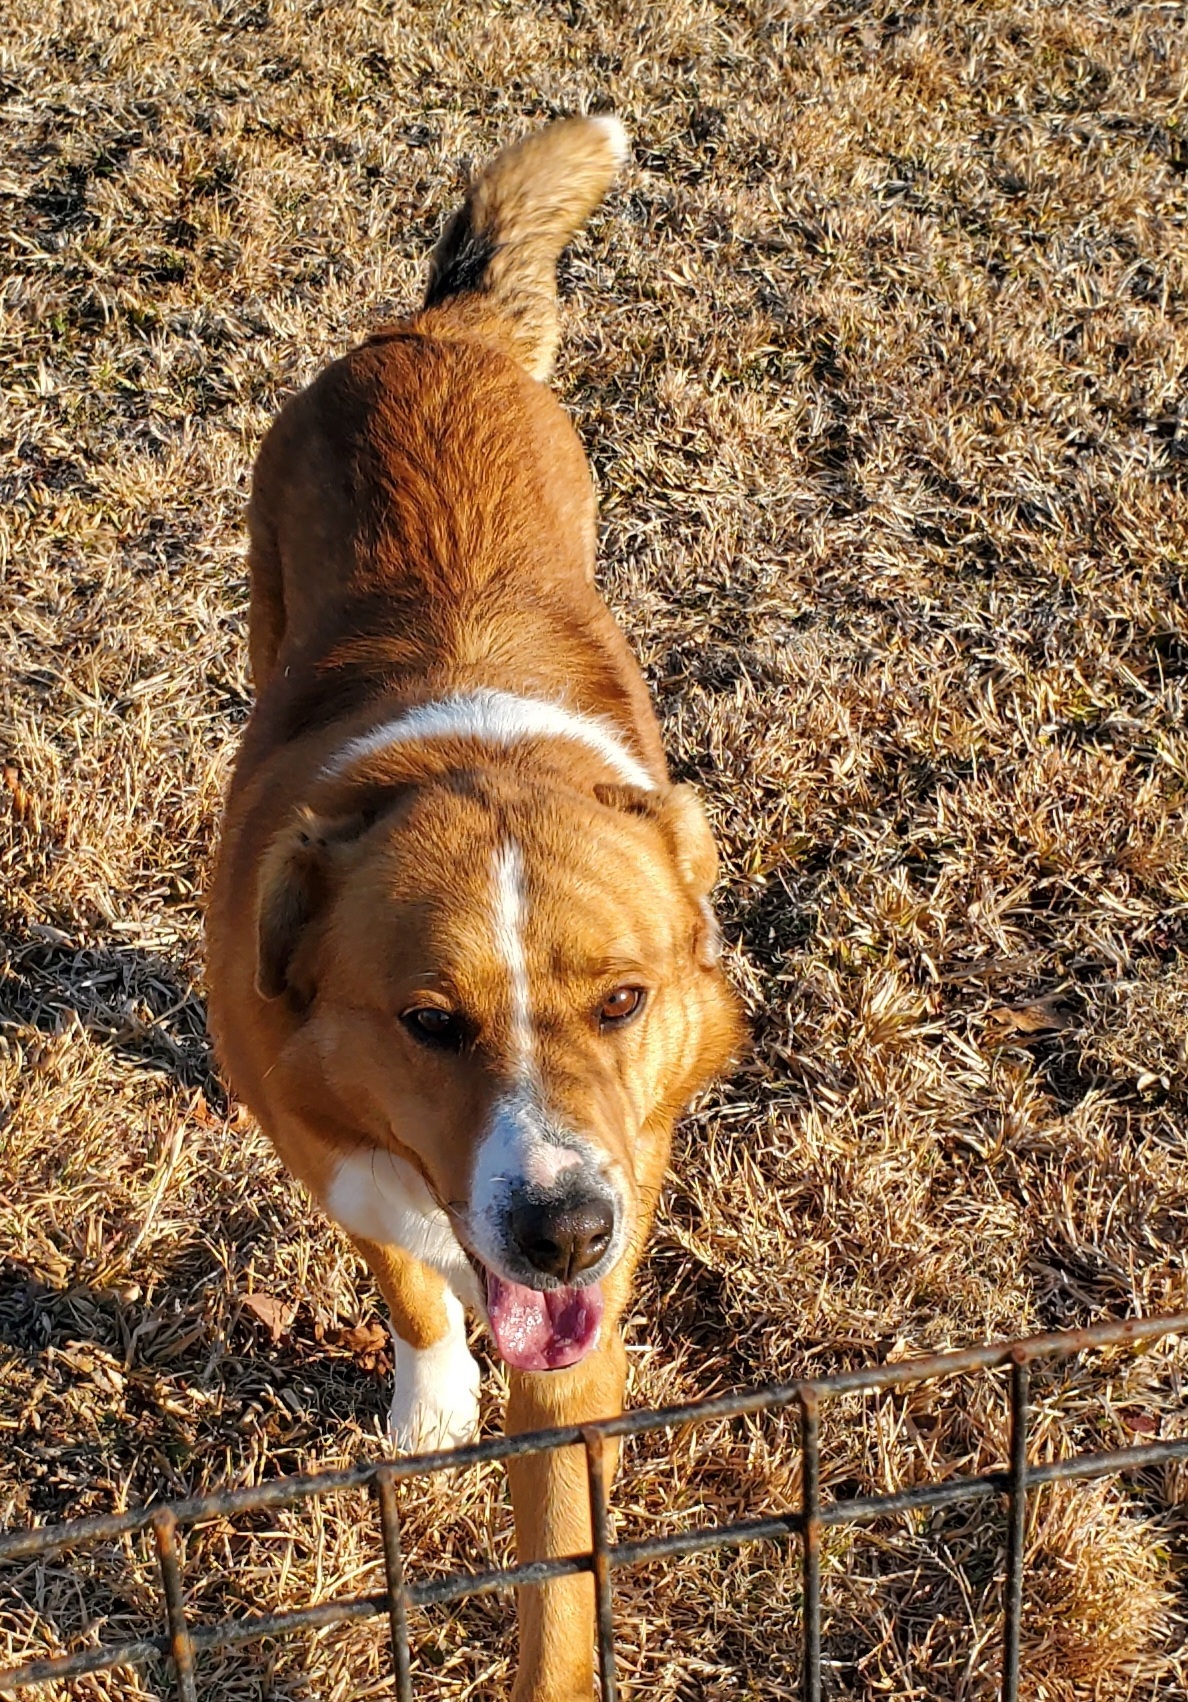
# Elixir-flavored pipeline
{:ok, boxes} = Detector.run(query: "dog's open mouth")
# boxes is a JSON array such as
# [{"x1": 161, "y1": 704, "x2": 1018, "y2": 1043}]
[{"x1": 484, "y1": 1270, "x2": 604, "y2": 1371}]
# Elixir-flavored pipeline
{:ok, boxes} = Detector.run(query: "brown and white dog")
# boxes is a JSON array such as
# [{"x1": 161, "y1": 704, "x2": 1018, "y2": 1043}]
[{"x1": 206, "y1": 116, "x2": 741, "y2": 1701}]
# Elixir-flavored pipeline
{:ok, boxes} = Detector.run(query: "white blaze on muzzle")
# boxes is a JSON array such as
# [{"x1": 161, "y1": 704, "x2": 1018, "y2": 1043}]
[
  {"x1": 468, "y1": 839, "x2": 623, "y2": 1370},
  {"x1": 470, "y1": 839, "x2": 585, "y2": 1240},
  {"x1": 490, "y1": 839, "x2": 534, "y2": 1081}
]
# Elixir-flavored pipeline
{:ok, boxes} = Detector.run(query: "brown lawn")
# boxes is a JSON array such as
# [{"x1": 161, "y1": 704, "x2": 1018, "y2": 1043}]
[{"x1": 2, "y1": 2, "x2": 1187, "y2": 1696}]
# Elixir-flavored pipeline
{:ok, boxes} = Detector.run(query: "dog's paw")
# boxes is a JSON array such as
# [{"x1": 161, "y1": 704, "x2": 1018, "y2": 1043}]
[{"x1": 387, "y1": 1304, "x2": 481, "y2": 1455}]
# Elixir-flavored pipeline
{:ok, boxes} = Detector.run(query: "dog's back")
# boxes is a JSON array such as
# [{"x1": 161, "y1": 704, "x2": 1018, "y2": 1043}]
[{"x1": 240, "y1": 116, "x2": 652, "y2": 770}]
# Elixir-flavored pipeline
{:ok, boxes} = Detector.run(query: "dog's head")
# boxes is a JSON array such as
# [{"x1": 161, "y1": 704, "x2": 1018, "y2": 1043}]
[{"x1": 255, "y1": 762, "x2": 742, "y2": 1370}]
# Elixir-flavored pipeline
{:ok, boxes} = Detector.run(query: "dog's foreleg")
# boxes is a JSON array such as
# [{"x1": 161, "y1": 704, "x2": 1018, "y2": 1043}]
[
  {"x1": 505, "y1": 1330, "x2": 627, "y2": 1702},
  {"x1": 351, "y1": 1235, "x2": 481, "y2": 1454}
]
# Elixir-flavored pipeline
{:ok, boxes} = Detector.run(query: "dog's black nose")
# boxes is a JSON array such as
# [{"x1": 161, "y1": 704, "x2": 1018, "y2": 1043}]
[{"x1": 510, "y1": 1194, "x2": 615, "y2": 1283}]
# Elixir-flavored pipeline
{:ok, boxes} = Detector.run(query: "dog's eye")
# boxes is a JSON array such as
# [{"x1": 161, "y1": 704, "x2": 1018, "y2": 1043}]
[
  {"x1": 402, "y1": 1006, "x2": 466, "y2": 1051},
  {"x1": 598, "y1": 986, "x2": 646, "y2": 1030}
]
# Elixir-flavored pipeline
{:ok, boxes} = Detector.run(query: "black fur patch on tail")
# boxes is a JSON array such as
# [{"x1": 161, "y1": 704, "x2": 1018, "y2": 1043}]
[{"x1": 423, "y1": 221, "x2": 498, "y2": 307}]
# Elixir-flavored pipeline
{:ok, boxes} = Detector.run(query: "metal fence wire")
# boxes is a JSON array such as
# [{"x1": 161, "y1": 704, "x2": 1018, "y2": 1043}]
[{"x1": 2, "y1": 1311, "x2": 1188, "y2": 1700}]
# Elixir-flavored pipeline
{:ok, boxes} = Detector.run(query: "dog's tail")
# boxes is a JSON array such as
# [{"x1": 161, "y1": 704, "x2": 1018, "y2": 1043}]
[{"x1": 422, "y1": 115, "x2": 628, "y2": 383}]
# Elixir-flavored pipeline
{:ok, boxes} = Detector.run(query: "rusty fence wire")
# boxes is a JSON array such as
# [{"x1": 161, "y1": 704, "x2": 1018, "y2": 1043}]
[{"x1": 3, "y1": 1311, "x2": 1188, "y2": 1700}]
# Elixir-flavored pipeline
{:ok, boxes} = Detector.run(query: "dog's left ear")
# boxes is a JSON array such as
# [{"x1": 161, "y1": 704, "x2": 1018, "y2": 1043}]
[
  {"x1": 596, "y1": 782, "x2": 723, "y2": 967},
  {"x1": 255, "y1": 805, "x2": 371, "y2": 1003}
]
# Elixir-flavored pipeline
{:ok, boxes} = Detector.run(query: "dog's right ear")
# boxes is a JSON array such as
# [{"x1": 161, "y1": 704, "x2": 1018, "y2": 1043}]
[{"x1": 255, "y1": 807, "x2": 365, "y2": 1002}]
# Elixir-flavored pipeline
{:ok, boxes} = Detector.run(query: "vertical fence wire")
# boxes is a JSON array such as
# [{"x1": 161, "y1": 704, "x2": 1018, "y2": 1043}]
[
  {"x1": 583, "y1": 1429, "x2": 620, "y2": 1702},
  {"x1": 6, "y1": 1318, "x2": 1188, "y2": 1701},
  {"x1": 1001, "y1": 1356, "x2": 1030, "y2": 1702},
  {"x1": 799, "y1": 1387, "x2": 822, "y2": 1702},
  {"x1": 375, "y1": 1466, "x2": 414, "y2": 1702},
  {"x1": 151, "y1": 1509, "x2": 198, "y2": 1702}
]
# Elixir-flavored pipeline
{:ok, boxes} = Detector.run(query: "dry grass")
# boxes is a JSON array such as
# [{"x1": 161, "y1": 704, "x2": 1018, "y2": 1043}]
[{"x1": 2, "y1": 1, "x2": 1188, "y2": 1696}]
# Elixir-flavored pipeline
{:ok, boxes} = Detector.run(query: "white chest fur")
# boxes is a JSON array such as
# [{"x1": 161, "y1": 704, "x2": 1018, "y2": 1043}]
[{"x1": 325, "y1": 1145, "x2": 482, "y2": 1313}]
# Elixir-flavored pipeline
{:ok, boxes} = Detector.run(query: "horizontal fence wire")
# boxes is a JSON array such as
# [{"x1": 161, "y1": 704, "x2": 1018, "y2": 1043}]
[{"x1": 2, "y1": 1310, "x2": 1187, "y2": 1698}]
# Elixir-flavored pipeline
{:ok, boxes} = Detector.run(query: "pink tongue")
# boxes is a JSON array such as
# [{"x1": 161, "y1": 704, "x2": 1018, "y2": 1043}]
[{"x1": 485, "y1": 1272, "x2": 604, "y2": 1371}]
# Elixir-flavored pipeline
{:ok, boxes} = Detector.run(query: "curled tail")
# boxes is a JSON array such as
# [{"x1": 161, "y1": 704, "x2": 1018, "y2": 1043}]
[{"x1": 423, "y1": 115, "x2": 628, "y2": 382}]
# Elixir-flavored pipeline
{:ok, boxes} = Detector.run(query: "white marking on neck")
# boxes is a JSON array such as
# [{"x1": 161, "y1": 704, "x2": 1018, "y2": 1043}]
[
  {"x1": 491, "y1": 839, "x2": 533, "y2": 1079},
  {"x1": 323, "y1": 689, "x2": 656, "y2": 792}
]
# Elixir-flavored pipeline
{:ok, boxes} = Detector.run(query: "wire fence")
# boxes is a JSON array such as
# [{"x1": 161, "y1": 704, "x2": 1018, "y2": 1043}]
[{"x1": 2, "y1": 1310, "x2": 1187, "y2": 1700}]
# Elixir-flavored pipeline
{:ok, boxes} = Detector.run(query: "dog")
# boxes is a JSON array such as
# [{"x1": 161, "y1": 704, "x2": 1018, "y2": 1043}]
[{"x1": 206, "y1": 115, "x2": 742, "y2": 1702}]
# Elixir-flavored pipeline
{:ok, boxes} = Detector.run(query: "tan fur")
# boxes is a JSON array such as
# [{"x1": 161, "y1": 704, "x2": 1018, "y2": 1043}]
[
  {"x1": 424, "y1": 115, "x2": 628, "y2": 381},
  {"x1": 206, "y1": 117, "x2": 741, "y2": 1702},
  {"x1": 355, "y1": 1237, "x2": 455, "y2": 1353}
]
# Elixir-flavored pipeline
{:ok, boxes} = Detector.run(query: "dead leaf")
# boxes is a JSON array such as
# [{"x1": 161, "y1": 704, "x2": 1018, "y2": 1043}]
[
  {"x1": 988, "y1": 996, "x2": 1078, "y2": 1035},
  {"x1": 340, "y1": 1321, "x2": 388, "y2": 1355},
  {"x1": 242, "y1": 1292, "x2": 298, "y2": 1343},
  {"x1": 324, "y1": 1319, "x2": 391, "y2": 1373},
  {"x1": 1124, "y1": 1410, "x2": 1159, "y2": 1436},
  {"x1": 58, "y1": 1342, "x2": 126, "y2": 1395}
]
